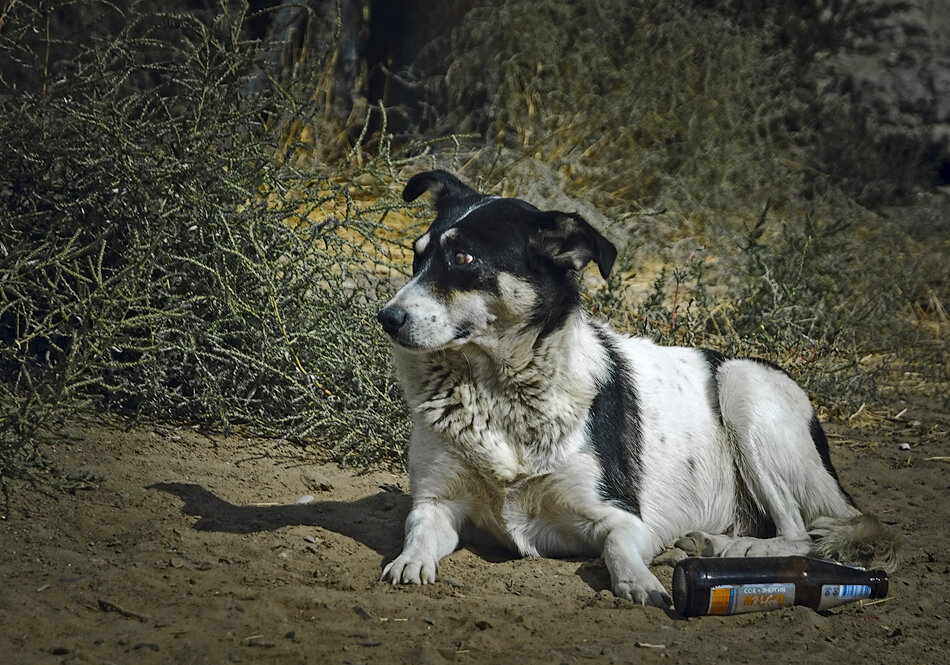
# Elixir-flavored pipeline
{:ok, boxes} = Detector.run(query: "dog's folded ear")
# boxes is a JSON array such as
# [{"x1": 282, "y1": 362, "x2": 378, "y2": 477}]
[
  {"x1": 403, "y1": 170, "x2": 482, "y2": 210},
  {"x1": 535, "y1": 212, "x2": 618, "y2": 279}
]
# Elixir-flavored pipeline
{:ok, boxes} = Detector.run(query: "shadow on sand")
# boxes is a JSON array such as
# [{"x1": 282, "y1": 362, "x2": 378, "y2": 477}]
[{"x1": 151, "y1": 481, "x2": 409, "y2": 561}]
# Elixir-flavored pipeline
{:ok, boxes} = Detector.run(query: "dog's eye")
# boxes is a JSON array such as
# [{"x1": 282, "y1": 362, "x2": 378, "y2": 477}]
[{"x1": 453, "y1": 251, "x2": 474, "y2": 266}]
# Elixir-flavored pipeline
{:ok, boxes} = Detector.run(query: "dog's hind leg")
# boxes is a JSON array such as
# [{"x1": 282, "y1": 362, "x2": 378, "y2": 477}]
[
  {"x1": 381, "y1": 498, "x2": 465, "y2": 585},
  {"x1": 688, "y1": 359, "x2": 858, "y2": 559}
]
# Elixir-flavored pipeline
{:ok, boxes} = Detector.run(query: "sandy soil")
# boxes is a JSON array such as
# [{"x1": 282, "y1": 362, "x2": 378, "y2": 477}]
[{"x1": 2, "y1": 402, "x2": 948, "y2": 665}]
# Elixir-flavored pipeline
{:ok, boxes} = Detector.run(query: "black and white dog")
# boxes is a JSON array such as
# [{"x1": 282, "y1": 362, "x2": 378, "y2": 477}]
[{"x1": 377, "y1": 170, "x2": 900, "y2": 607}]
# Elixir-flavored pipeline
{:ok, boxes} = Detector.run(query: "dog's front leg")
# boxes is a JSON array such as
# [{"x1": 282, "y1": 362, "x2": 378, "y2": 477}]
[
  {"x1": 381, "y1": 498, "x2": 463, "y2": 585},
  {"x1": 602, "y1": 518, "x2": 671, "y2": 607}
]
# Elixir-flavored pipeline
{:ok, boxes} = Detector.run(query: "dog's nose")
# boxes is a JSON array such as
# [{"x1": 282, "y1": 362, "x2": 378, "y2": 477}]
[{"x1": 377, "y1": 305, "x2": 408, "y2": 336}]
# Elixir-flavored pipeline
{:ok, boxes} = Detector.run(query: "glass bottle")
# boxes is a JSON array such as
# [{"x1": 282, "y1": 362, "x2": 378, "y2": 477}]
[{"x1": 672, "y1": 556, "x2": 889, "y2": 617}]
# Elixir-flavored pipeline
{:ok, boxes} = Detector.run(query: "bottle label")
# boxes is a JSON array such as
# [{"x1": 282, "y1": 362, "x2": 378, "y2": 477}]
[
  {"x1": 707, "y1": 583, "x2": 796, "y2": 615},
  {"x1": 818, "y1": 584, "x2": 872, "y2": 610}
]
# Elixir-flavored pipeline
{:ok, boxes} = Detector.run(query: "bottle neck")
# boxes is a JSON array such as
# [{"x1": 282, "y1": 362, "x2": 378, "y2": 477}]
[{"x1": 867, "y1": 570, "x2": 889, "y2": 598}]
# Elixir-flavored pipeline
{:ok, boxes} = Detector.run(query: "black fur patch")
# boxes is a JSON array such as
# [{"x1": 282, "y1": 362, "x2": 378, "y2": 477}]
[
  {"x1": 700, "y1": 348, "x2": 728, "y2": 425},
  {"x1": 700, "y1": 348, "x2": 729, "y2": 372},
  {"x1": 809, "y1": 414, "x2": 856, "y2": 507},
  {"x1": 747, "y1": 355, "x2": 789, "y2": 375},
  {"x1": 587, "y1": 329, "x2": 643, "y2": 515}
]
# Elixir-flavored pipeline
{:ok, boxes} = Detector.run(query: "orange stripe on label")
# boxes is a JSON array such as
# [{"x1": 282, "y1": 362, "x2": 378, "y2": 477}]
[{"x1": 709, "y1": 587, "x2": 734, "y2": 615}]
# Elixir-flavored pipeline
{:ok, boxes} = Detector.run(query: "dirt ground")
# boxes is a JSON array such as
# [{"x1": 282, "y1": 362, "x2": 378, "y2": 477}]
[{"x1": 2, "y1": 399, "x2": 948, "y2": 665}]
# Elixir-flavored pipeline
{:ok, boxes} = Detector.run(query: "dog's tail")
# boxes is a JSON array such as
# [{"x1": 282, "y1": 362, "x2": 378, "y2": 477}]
[{"x1": 809, "y1": 513, "x2": 902, "y2": 573}]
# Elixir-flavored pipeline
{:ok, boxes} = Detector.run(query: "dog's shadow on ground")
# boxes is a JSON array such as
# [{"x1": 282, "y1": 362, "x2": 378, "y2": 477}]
[
  {"x1": 150, "y1": 482, "x2": 410, "y2": 562},
  {"x1": 150, "y1": 481, "x2": 675, "y2": 614}
]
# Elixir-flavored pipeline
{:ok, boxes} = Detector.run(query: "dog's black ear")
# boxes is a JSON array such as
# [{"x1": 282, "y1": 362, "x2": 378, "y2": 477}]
[
  {"x1": 402, "y1": 170, "x2": 481, "y2": 211},
  {"x1": 535, "y1": 212, "x2": 617, "y2": 279}
]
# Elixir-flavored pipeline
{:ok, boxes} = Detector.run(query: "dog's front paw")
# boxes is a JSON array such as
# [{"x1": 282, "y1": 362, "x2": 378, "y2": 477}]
[
  {"x1": 612, "y1": 574, "x2": 672, "y2": 608},
  {"x1": 381, "y1": 551, "x2": 439, "y2": 585}
]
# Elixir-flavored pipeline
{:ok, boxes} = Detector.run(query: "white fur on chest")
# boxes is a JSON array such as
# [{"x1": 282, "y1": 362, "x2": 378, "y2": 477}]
[{"x1": 396, "y1": 317, "x2": 605, "y2": 483}]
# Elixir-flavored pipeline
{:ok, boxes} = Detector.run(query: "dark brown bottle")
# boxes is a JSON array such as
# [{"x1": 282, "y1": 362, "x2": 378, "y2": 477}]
[{"x1": 673, "y1": 556, "x2": 888, "y2": 617}]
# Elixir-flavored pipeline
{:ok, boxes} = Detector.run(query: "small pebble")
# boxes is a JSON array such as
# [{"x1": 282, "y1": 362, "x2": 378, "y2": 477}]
[
  {"x1": 133, "y1": 642, "x2": 160, "y2": 651},
  {"x1": 58, "y1": 575, "x2": 87, "y2": 584},
  {"x1": 353, "y1": 605, "x2": 374, "y2": 620},
  {"x1": 297, "y1": 494, "x2": 315, "y2": 505},
  {"x1": 437, "y1": 646, "x2": 458, "y2": 661},
  {"x1": 899, "y1": 443, "x2": 912, "y2": 451}
]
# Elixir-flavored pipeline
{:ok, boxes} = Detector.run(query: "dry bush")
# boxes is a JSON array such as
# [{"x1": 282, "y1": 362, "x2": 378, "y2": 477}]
[{"x1": 0, "y1": 0, "x2": 428, "y2": 501}]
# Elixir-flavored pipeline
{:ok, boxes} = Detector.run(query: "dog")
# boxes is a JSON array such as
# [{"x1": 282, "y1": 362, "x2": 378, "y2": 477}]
[{"x1": 376, "y1": 170, "x2": 900, "y2": 607}]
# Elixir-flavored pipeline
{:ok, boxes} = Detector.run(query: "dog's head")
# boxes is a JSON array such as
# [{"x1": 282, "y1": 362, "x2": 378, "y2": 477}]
[{"x1": 377, "y1": 170, "x2": 617, "y2": 351}]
